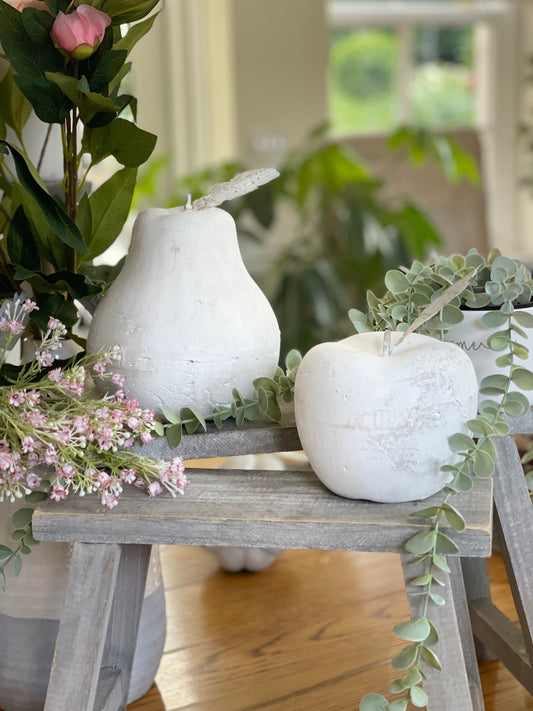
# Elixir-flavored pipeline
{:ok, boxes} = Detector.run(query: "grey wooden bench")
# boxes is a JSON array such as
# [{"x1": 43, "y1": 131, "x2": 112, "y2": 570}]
[{"x1": 32, "y1": 421, "x2": 495, "y2": 711}]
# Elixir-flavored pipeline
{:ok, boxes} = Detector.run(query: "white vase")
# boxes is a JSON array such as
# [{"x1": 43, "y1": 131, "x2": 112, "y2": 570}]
[
  {"x1": 0, "y1": 501, "x2": 165, "y2": 711},
  {"x1": 87, "y1": 206, "x2": 280, "y2": 416},
  {"x1": 294, "y1": 332, "x2": 478, "y2": 503},
  {"x1": 444, "y1": 305, "x2": 533, "y2": 405}
]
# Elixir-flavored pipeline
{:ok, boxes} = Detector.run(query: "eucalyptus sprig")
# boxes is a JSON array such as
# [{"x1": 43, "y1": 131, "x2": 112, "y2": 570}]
[
  {"x1": 358, "y1": 262, "x2": 533, "y2": 710},
  {"x1": 157, "y1": 350, "x2": 302, "y2": 447}
]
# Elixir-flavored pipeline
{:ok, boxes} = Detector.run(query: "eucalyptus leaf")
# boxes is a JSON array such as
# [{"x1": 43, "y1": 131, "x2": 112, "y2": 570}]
[
  {"x1": 435, "y1": 532, "x2": 459, "y2": 555},
  {"x1": 166, "y1": 423, "x2": 183, "y2": 448},
  {"x1": 501, "y1": 391, "x2": 530, "y2": 418},
  {"x1": 512, "y1": 309, "x2": 533, "y2": 328},
  {"x1": 391, "y1": 643, "x2": 418, "y2": 671},
  {"x1": 421, "y1": 646, "x2": 442, "y2": 670},
  {"x1": 447, "y1": 433, "x2": 475, "y2": 453},
  {"x1": 385, "y1": 270, "x2": 410, "y2": 294},
  {"x1": 12, "y1": 554, "x2": 22, "y2": 577},
  {"x1": 511, "y1": 367, "x2": 533, "y2": 390},
  {"x1": 481, "y1": 310, "x2": 508, "y2": 328},
  {"x1": 25, "y1": 491, "x2": 48, "y2": 504},
  {"x1": 410, "y1": 685, "x2": 429, "y2": 708},
  {"x1": 473, "y1": 449, "x2": 495, "y2": 478},
  {"x1": 359, "y1": 694, "x2": 390, "y2": 711},
  {"x1": 442, "y1": 503, "x2": 466, "y2": 531},
  {"x1": 389, "y1": 700, "x2": 408, "y2": 711},
  {"x1": 487, "y1": 333, "x2": 510, "y2": 352},
  {"x1": 161, "y1": 407, "x2": 181, "y2": 425},
  {"x1": 393, "y1": 618, "x2": 430, "y2": 643}
]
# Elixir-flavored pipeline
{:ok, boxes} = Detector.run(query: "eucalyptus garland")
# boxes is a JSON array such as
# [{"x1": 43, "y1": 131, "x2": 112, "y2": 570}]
[{"x1": 352, "y1": 250, "x2": 533, "y2": 710}]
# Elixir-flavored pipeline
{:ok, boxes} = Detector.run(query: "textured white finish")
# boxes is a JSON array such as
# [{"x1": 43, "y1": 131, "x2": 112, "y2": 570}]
[
  {"x1": 193, "y1": 168, "x2": 279, "y2": 209},
  {"x1": 88, "y1": 206, "x2": 280, "y2": 415},
  {"x1": 445, "y1": 306, "x2": 533, "y2": 405},
  {"x1": 294, "y1": 331, "x2": 478, "y2": 503}
]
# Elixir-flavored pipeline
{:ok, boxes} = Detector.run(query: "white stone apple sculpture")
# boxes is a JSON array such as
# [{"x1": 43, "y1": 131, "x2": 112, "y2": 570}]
[
  {"x1": 87, "y1": 170, "x2": 281, "y2": 415},
  {"x1": 294, "y1": 331, "x2": 479, "y2": 503}
]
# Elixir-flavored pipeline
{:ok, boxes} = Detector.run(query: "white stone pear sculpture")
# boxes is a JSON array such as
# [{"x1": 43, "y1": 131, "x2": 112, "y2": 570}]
[
  {"x1": 88, "y1": 172, "x2": 281, "y2": 415},
  {"x1": 294, "y1": 331, "x2": 479, "y2": 503}
]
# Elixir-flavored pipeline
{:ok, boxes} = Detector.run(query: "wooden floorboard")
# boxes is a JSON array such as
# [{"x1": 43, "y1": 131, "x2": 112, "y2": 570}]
[{"x1": 128, "y1": 546, "x2": 533, "y2": 711}]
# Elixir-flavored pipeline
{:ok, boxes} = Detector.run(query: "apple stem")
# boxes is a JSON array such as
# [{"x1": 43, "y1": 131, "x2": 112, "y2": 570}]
[{"x1": 382, "y1": 330, "x2": 393, "y2": 357}]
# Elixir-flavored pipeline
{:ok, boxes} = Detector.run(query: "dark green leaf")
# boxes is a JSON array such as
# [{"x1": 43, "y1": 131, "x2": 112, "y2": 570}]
[
  {"x1": 161, "y1": 407, "x2": 181, "y2": 425},
  {"x1": 25, "y1": 491, "x2": 49, "y2": 504},
  {"x1": 0, "y1": 141, "x2": 87, "y2": 253},
  {"x1": 32, "y1": 293, "x2": 78, "y2": 329},
  {"x1": 6, "y1": 205, "x2": 40, "y2": 271},
  {"x1": 102, "y1": 0, "x2": 160, "y2": 24},
  {"x1": 115, "y1": 13, "x2": 159, "y2": 55},
  {"x1": 85, "y1": 119, "x2": 157, "y2": 168},
  {"x1": 12, "y1": 554, "x2": 22, "y2": 577},
  {"x1": 81, "y1": 168, "x2": 137, "y2": 261},
  {"x1": 11, "y1": 508, "x2": 33, "y2": 528},
  {"x1": 22, "y1": 6, "x2": 54, "y2": 44}
]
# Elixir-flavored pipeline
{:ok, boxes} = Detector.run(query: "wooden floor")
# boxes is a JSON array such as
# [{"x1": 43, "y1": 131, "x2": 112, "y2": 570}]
[{"x1": 128, "y1": 545, "x2": 533, "y2": 711}]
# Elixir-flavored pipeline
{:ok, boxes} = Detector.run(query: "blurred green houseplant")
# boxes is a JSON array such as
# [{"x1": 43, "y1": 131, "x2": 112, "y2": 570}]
[{"x1": 159, "y1": 126, "x2": 478, "y2": 358}]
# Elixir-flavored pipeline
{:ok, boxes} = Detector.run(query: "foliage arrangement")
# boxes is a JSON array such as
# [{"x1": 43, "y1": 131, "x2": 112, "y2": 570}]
[
  {"x1": 352, "y1": 249, "x2": 533, "y2": 710},
  {"x1": 0, "y1": 0, "x2": 159, "y2": 342},
  {"x1": 159, "y1": 349, "x2": 302, "y2": 448},
  {"x1": 0, "y1": 293, "x2": 188, "y2": 589},
  {"x1": 157, "y1": 126, "x2": 477, "y2": 359}
]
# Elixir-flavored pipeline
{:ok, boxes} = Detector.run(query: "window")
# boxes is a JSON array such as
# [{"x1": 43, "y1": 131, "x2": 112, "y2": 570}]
[{"x1": 327, "y1": 1, "x2": 506, "y2": 137}]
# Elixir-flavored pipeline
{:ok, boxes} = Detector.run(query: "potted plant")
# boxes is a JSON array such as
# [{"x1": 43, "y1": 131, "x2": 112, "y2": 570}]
[{"x1": 295, "y1": 248, "x2": 533, "y2": 710}]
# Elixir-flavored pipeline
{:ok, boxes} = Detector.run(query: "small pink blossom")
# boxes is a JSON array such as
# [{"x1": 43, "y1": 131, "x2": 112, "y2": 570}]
[
  {"x1": 92, "y1": 361, "x2": 108, "y2": 374},
  {"x1": 26, "y1": 473, "x2": 42, "y2": 489},
  {"x1": 108, "y1": 345, "x2": 122, "y2": 360},
  {"x1": 57, "y1": 463, "x2": 76, "y2": 480},
  {"x1": 22, "y1": 299, "x2": 39, "y2": 313},
  {"x1": 44, "y1": 446, "x2": 58, "y2": 465},
  {"x1": 140, "y1": 432, "x2": 153, "y2": 445},
  {"x1": 126, "y1": 416, "x2": 140, "y2": 431},
  {"x1": 111, "y1": 372, "x2": 126, "y2": 386},
  {"x1": 0, "y1": 451, "x2": 13, "y2": 470},
  {"x1": 50, "y1": 484, "x2": 67, "y2": 502},
  {"x1": 47, "y1": 317, "x2": 62, "y2": 330},
  {"x1": 96, "y1": 471, "x2": 111, "y2": 489},
  {"x1": 101, "y1": 490, "x2": 119, "y2": 509},
  {"x1": 73, "y1": 415, "x2": 90, "y2": 433},
  {"x1": 26, "y1": 452, "x2": 40, "y2": 465},
  {"x1": 141, "y1": 410, "x2": 155, "y2": 423},
  {"x1": 36, "y1": 349, "x2": 55, "y2": 368},
  {"x1": 95, "y1": 406, "x2": 110, "y2": 420},
  {"x1": 67, "y1": 381, "x2": 85, "y2": 396},
  {"x1": 0, "y1": 317, "x2": 8, "y2": 332},
  {"x1": 25, "y1": 390, "x2": 40, "y2": 407},
  {"x1": 48, "y1": 368, "x2": 63, "y2": 383},
  {"x1": 8, "y1": 391, "x2": 25, "y2": 407},
  {"x1": 111, "y1": 409, "x2": 124, "y2": 423},
  {"x1": 27, "y1": 410, "x2": 47, "y2": 427},
  {"x1": 7, "y1": 319, "x2": 25, "y2": 335},
  {"x1": 114, "y1": 389, "x2": 126, "y2": 401},
  {"x1": 51, "y1": 5, "x2": 111, "y2": 60},
  {"x1": 147, "y1": 481, "x2": 162, "y2": 497},
  {"x1": 125, "y1": 399, "x2": 140, "y2": 414},
  {"x1": 120, "y1": 469, "x2": 137, "y2": 485},
  {"x1": 57, "y1": 428, "x2": 71, "y2": 445}
]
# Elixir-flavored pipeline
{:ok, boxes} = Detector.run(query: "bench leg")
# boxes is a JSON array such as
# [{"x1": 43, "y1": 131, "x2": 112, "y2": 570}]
[
  {"x1": 44, "y1": 543, "x2": 121, "y2": 711},
  {"x1": 401, "y1": 553, "x2": 484, "y2": 711},
  {"x1": 101, "y1": 543, "x2": 152, "y2": 710}
]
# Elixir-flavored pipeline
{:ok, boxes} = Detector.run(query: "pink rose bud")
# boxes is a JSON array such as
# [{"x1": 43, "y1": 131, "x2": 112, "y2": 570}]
[{"x1": 51, "y1": 4, "x2": 111, "y2": 60}]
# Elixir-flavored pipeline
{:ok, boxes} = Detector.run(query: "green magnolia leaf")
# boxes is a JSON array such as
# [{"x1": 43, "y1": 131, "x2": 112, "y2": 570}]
[
  {"x1": 89, "y1": 49, "x2": 127, "y2": 94},
  {"x1": 33, "y1": 293, "x2": 79, "y2": 329},
  {"x1": 6, "y1": 205, "x2": 40, "y2": 271},
  {"x1": 391, "y1": 643, "x2": 418, "y2": 670},
  {"x1": 81, "y1": 168, "x2": 137, "y2": 262},
  {"x1": 166, "y1": 423, "x2": 183, "y2": 448},
  {"x1": 393, "y1": 618, "x2": 430, "y2": 642},
  {"x1": 102, "y1": 0, "x2": 160, "y2": 24},
  {"x1": 115, "y1": 13, "x2": 159, "y2": 55},
  {"x1": 442, "y1": 503, "x2": 466, "y2": 531},
  {"x1": 405, "y1": 530, "x2": 437, "y2": 555},
  {"x1": 360, "y1": 694, "x2": 390, "y2": 711},
  {"x1": 0, "y1": 66, "x2": 32, "y2": 141},
  {"x1": 0, "y1": 141, "x2": 87, "y2": 254},
  {"x1": 410, "y1": 685, "x2": 429, "y2": 708},
  {"x1": 11, "y1": 508, "x2": 33, "y2": 528},
  {"x1": 511, "y1": 367, "x2": 533, "y2": 390},
  {"x1": 448, "y1": 433, "x2": 475, "y2": 453},
  {"x1": 22, "y1": 6, "x2": 54, "y2": 44},
  {"x1": 45, "y1": 72, "x2": 118, "y2": 124},
  {"x1": 85, "y1": 118, "x2": 157, "y2": 168}
]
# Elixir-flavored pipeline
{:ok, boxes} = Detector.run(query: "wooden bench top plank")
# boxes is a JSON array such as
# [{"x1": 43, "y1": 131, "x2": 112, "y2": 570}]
[
  {"x1": 33, "y1": 470, "x2": 493, "y2": 556},
  {"x1": 135, "y1": 420, "x2": 301, "y2": 461}
]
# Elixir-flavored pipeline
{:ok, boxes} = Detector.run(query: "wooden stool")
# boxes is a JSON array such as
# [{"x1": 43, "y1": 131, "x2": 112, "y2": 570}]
[
  {"x1": 32, "y1": 423, "x2": 493, "y2": 711},
  {"x1": 462, "y1": 410, "x2": 533, "y2": 695}
]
